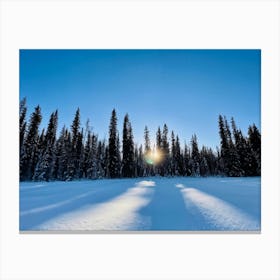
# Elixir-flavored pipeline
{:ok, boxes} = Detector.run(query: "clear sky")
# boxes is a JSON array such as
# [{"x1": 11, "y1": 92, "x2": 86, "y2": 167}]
[{"x1": 20, "y1": 49, "x2": 260, "y2": 150}]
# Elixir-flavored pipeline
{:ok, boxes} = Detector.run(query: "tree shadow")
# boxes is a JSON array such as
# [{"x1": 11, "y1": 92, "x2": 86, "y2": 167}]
[{"x1": 20, "y1": 179, "x2": 138, "y2": 230}]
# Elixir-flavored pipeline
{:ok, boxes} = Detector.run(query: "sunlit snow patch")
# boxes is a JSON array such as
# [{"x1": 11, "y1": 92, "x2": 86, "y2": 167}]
[
  {"x1": 175, "y1": 184, "x2": 185, "y2": 189},
  {"x1": 136, "y1": 180, "x2": 156, "y2": 187},
  {"x1": 36, "y1": 180, "x2": 156, "y2": 231},
  {"x1": 180, "y1": 187, "x2": 260, "y2": 231}
]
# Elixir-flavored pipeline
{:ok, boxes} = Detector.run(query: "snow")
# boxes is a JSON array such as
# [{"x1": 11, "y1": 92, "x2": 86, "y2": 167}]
[{"x1": 20, "y1": 177, "x2": 260, "y2": 231}]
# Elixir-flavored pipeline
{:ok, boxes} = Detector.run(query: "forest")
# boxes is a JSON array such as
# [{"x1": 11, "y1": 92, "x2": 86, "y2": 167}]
[{"x1": 19, "y1": 98, "x2": 261, "y2": 181}]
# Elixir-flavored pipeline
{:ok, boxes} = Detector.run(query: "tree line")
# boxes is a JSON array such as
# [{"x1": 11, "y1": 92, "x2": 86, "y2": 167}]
[{"x1": 19, "y1": 98, "x2": 261, "y2": 181}]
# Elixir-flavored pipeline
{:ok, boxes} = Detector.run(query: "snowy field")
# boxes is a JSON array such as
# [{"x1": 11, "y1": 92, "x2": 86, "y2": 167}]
[{"x1": 20, "y1": 177, "x2": 261, "y2": 231}]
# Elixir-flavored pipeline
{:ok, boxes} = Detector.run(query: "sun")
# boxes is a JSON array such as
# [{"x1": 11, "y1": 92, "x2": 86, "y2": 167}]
[{"x1": 144, "y1": 148, "x2": 162, "y2": 165}]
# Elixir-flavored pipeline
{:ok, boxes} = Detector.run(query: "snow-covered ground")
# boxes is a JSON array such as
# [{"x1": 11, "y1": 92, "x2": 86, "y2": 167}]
[{"x1": 20, "y1": 177, "x2": 261, "y2": 231}]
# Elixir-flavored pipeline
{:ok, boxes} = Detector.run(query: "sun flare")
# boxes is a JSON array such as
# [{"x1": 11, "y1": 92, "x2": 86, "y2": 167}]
[{"x1": 144, "y1": 149, "x2": 163, "y2": 165}]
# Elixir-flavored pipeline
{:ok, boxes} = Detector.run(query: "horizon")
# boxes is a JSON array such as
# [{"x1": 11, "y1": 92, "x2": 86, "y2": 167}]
[{"x1": 20, "y1": 49, "x2": 261, "y2": 150}]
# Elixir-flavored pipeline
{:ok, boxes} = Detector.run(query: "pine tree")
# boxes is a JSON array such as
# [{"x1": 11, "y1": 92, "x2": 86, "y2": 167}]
[
  {"x1": 248, "y1": 124, "x2": 261, "y2": 176},
  {"x1": 67, "y1": 108, "x2": 81, "y2": 180},
  {"x1": 96, "y1": 140, "x2": 107, "y2": 178},
  {"x1": 52, "y1": 126, "x2": 66, "y2": 180},
  {"x1": 190, "y1": 134, "x2": 200, "y2": 176},
  {"x1": 122, "y1": 114, "x2": 135, "y2": 177},
  {"x1": 183, "y1": 143, "x2": 191, "y2": 176},
  {"x1": 134, "y1": 144, "x2": 144, "y2": 177},
  {"x1": 76, "y1": 129, "x2": 84, "y2": 178},
  {"x1": 33, "y1": 110, "x2": 58, "y2": 181},
  {"x1": 161, "y1": 124, "x2": 170, "y2": 176},
  {"x1": 156, "y1": 127, "x2": 164, "y2": 175},
  {"x1": 104, "y1": 143, "x2": 110, "y2": 177},
  {"x1": 108, "y1": 109, "x2": 120, "y2": 178},
  {"x1": 55, "y1": 127, "x2": 72, "y2": 180},
  {"x1": 20, "y1": 105, "x2": 42, "y2": 180},
  {"x1": 19, "y1": 97, "x2": 27, "y2": 152},
  {"x1": 19, "y1": 98, "x2": 28, "y2": 179},
  {"x1": 170, "y1": 131, "x2": 176, "y2": 176},
  {"x1": 207, "y1": 147, "x2": 218, "y2": 175},
  {"x1": 218, "y1": 115, "x2": 239, "y2": 176},
  {"x1": 200, "y1": 146, "x2": 210, "y2": 176},
  {"x1": 144, "y1": 125, "x2": 151, "y2": 153},
  {"x1": 224, "y1": 117, "x2": 241, "y2": 176},
  {"x1": 143, "y1": 125, "x2": 152, "y2": 176},
  {"x1": 218, "y1": 115, "x2": 228, "y2": 175},
  {"x1": 231, "y1": 118, "x2": 246, "y2": 176},
  {"x1": 175, "y1": 135, "x2": 184, "y2": 175}
]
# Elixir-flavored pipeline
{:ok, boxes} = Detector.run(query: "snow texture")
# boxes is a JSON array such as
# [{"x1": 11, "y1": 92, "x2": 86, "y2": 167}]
[{"x1": 20, "y1": 177, "x2": 260, "y2": 231}]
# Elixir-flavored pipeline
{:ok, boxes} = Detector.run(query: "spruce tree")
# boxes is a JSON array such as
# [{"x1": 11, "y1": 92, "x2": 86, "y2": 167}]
[
  {"x1": 96, "y1": 140, "x2": 107, "y2": 178},
  {"x1": 175, "y1": 135, "x2": 184, "y2": 175},
  {"x1": 122, "y1": 114, "x2": 135, "y2": 177},
  {"x1": 52, "y1": 126, "x2": 66, "y2": 180},
  {"x1": 156, "y1": 127, "x2": 164, "y2": 175},
  {"x1": 76, "y1": 129, "x2": 84, "y2": 178},
  {"x1": 134, "y1": 144, "x2": 144, "y2": 177},
  {"x1": 248, "y1": 124, "x2": 261, "y2": 176},
  {"x1": 200, "y1": 146, "x2": 210, "y2": 176},
  {"x1": 143, "y1": 126, "x2": 152, "y2": 176},
  {"x1": 171, "y1": 131, "x2": 176, "y2": 176},
  {"x1": 67, "y1": 108, "x2": 81, "y2": 180},
  {"x1": 33, "y1": 110, "x2": 58, "y2": 181},
  {"x1": 56, "y1": 127, "x2": 71, "y2": 180},
  {"x1": 224, "y1": 117, "x2": 241, "y2": 176},
  {"x1": 183, "y1": 143, "x2": 191, "y2": 176},
  {"x1": 19, "y1": 97, "x2": 27, "y2": 152},
  {"x1": 231, "y1": 118, "x2": 246, "y2": 176},
  {"x1": 190, "y1": 134, "x2": 200, "y2": 176},
  {"x1": 108, "y1": 109, "x2": 120, "y2": 178},
  {"x1": 20, "y1": 105, "x2": 42, "y2": 180},
  {"x1": 161, "y1": 124, "x2": 170, "y2": 176}
]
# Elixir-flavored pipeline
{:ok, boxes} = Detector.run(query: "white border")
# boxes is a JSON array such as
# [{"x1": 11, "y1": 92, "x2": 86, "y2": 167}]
[{"x1": 1, "y1": 1, "x2": 279, "y2": 279}]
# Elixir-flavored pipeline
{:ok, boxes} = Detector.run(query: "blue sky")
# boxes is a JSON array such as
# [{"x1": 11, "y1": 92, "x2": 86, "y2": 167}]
[{"x1": 20, "y1": 49, "x2": 260, "y2": 149}]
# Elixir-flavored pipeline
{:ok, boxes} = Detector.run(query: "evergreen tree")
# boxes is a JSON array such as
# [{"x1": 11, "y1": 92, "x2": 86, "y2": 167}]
[
  {"x1": 108, "y1": 109, "x2": 120, "y2": 178},
  {"x1": 20, "y1": 105, "x2": 42, "y2": 180},
  {"x1": 143, "y1": 126, "x2": 152, "y2": 176},
  {"x1": 183, "y1": 143, "x2": 191, "y2": 176},
  {"x1": 122, "y1": 114, "x2": 135, "y2": 177},
  {"x1": 96, "y1": 140, "x2": 107, "y2": 178},
  {"x1": 190, "y1": 134, "x2": 200, "y2": 176},
  {"x1": 175, "y1": 135, "x2": 184, "y2": 175},
  {"x1": 104, "y1": 143, "x2": 110, "y2": 177},
  {"x1": 83, "y1": 131, "x2": 92, "y2": 178},
  {"x1": 170, "y1": 131, "x2": 176, "y2": 176},
  {"x1": 52, "y1": 126, "x2": 65, "y2": 180},
  {"x1": 82, "y1": 131, "x2": 97, "y2": 179},
  {"x1": 19, "y1": 97, "x2": 27, "y2": 152},
  {"x1": 231, "y1": 117, "x2": 247, "y2": 176},
  {"x1": 67, "y1": 108, "x2": 81, "y2": 180},
  {"x1": 33, "y1": 110, "x2": 58, "y2": 181},
  {"x1": 90, "y1": 134, "x2": 98, "y2": 179},
  {"x1": 76, "y1": 129, "x2": 84, "y2": 178},
  {"x1": 218, "y1": 115, "x2": 240, "y2": 176},
  {"x1": 207, "y1": 147, "x2": 218, "y2": 175},
  {"x1": 156, "y1": 127, "x2": 164, "y2": 175},
  {"x1": 116, "y1": 132, "x2": 122, "y2": 177},
  {"x1": 248, "y1": 124, "x2": 261, "y2": 176},
  {"x1": 144, "y1": 125, "x2": 151, "y2": 153},
  {"x1": 200, "y1": 146, "x2": 210, "y2": 176},
  {"x1": 134, "y1": 144, "x2": 144, "y2": 177},
  {"x1": 161, "y1": 124, "x2": 170, "y2": 175},
  {"x1": 57, "y1": 127, "x2": 72, "y2": 180},
  {"x1": 224, "y1": 117, "x2": 241, "y2": 176},
  {"x1": 20, "y1": 98, "x2": 28, "y2": 179}
]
